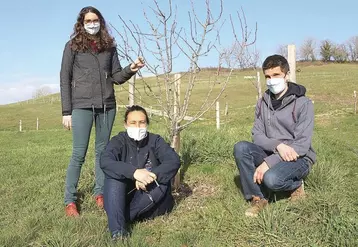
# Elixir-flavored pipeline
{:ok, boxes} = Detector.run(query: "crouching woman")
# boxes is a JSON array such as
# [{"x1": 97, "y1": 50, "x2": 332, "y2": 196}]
[{"x1": 100, "y1": 105, "x2": 181, "y2": 240}]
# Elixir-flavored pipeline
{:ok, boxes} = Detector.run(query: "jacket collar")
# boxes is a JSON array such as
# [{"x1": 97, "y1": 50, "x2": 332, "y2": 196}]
[{"x1": 125, "y1": 132, "x2": 149, "y2": 148}]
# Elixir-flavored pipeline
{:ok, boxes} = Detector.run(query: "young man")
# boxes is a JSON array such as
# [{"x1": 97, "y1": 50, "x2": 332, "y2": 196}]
[{"x1": 233, "y1": 54, "x2": 316, "y2": 217}]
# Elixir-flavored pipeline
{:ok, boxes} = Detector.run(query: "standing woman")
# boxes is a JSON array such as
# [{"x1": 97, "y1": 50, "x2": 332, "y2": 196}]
[{"x1": 60, "y1": 6, "x2": 144, "y2": 217}]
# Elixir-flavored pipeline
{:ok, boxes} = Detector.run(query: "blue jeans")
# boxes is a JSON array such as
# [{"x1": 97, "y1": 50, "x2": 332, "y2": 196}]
[
  {"x1": 64, "y1": 108, "x2": 116, "y2": 205},
  {"x1": 233, "y1": 141, "x2": 311, "y2": 200},
  {"x1": 104, "y1": 178, "x2": 174, "y2": 236}
]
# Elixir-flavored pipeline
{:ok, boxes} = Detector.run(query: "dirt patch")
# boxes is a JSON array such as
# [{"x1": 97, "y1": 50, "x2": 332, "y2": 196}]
[{"x1": 172, "y1": 180, "x2": 219, "y2": 211}]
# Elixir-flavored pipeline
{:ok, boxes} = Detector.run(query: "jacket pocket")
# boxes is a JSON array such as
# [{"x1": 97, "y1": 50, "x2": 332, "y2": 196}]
[
  {"x1": 72, "y1": 69, "x2": 92, "y2": 100},
  {"x1": 103, "y1": 71, "x2": 115, "y2": 102}
]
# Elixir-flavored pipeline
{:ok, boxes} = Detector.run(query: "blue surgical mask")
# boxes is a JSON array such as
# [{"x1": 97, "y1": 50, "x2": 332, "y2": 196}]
[
  {"x1": 84, "y1": 22, "x2": 100, "y2": 35},
  {"x1": 266, "y1": 78, "x2": 286, "y2": 94}
]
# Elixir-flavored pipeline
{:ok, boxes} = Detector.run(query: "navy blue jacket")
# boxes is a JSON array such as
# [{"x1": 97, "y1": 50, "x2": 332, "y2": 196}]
[{"x1": 100, "y1": 132, "x2": 181, "y2": 184}]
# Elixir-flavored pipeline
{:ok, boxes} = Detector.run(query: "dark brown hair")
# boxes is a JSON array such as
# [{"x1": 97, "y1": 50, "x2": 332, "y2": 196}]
[
  {"x1": 262, "y1": 54, "x2": 290, "y2": 74},
  {"x1": 70, "y1": 6, "x2": 114, "y2": 52},
  {"x1": 124, "y1": 105, "x2": 150, "y2": 125}
]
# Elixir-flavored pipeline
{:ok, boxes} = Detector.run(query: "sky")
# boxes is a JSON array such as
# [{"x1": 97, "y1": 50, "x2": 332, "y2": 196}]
[{"x1": 1, "y1": 0, "x2": 357, "y2": 105}]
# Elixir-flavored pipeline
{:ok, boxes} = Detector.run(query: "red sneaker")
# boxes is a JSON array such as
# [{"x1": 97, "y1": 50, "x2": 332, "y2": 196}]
[
  {"x1": 65, "y1": 202, "x2": 79, "y2": 217},
  {"x1": 95, "y1": 195, "x2": 104, "y2": 209}
]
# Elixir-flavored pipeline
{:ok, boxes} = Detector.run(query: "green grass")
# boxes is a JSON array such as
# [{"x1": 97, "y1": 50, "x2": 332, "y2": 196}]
[{"x1": 1, "y1": 63, "x2": 358, "y2": 246}]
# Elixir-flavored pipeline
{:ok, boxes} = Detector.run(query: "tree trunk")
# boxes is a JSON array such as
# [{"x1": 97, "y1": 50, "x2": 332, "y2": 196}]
[{"x1": 171, "y1": 131, "x2": 181, "y2": 190}]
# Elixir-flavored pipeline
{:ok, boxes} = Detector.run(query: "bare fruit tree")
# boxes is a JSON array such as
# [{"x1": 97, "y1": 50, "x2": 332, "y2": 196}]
[
  {"x1": 299, "y1": 38, "x2": 317, "y2": 61},
  {"x1": 276, "y1": 44, "x2": 288, "y2": 59},
  {"x1": 347, "y1": 36, "x2": 358, "y2": 62},
  {"x1": 32, "y1": 86, "x2": 52, "y2": 99},
  {"x1": 113, "y1": 0, "x2": 257, "y2": 187}
]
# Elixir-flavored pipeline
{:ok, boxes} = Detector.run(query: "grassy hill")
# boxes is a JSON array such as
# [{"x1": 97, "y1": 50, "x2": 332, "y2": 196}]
[{"x1": 0, "y1": 64, "x2": 358, "y2": 246}]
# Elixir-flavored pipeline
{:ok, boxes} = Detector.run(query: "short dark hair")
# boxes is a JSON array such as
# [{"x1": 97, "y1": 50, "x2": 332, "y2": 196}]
[
  {"x1": 124, "y1": 105, "x2": 150, "y2": 124},
  {"x1": 262, "y1": 54, "x2": 290, "y2": 74}
]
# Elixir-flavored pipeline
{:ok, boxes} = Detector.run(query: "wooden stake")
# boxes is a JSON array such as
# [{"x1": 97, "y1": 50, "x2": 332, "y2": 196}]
[
  {"x1": 224, "y1": 102, "x2": 229, "y2": 116},
  {"x1": 288, "y1": 44, "x2": 296, "y2": 83},
  {"x1": 354, "y1": 90, "x2": 357, "y2": 114},
  {"x1": 257, "y1": 71, "x2": 262, "y2": 99},
  {"x1": 128, "y1": 75, "x2": 135, "y2": 106},
  {"x1": 216, "y1": 101, "x2": 220, "y2": 129}
]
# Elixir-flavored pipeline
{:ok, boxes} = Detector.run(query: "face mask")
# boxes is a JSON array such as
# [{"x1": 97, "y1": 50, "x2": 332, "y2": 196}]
[
  {"x1": 84, "y1": 22, "x2": 100, "y2": 35},
  {"x1": 126, "y1": 127, "x2": 147, "y2": 141},
  {"x1": 266, "y1": 77, "x2": 286, "y2": 94}
]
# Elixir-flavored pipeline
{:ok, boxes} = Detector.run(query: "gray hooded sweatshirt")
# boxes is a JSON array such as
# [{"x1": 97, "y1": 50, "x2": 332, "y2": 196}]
[{"x1": 252, "y1": 82, "x2": 316, "y2": 167}]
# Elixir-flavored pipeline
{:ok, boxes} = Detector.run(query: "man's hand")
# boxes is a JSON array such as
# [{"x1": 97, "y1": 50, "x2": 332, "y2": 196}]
[
  {"x1": 62, "y1": 115, "x2": 72, "y2": 130},
  {"x1": 130, "y1": 56, "x2": 145, "y2": 72},
  {"x1": 253, "y1": 161, "x2": 269, "y2": 184},
  {"x1": 135, "y1": 181, "x2": 147, "y2": 191},
  {"x1": 133, "y1": 168, "x2": 157, "y2": 185},
  {"x1": 276, "y1": 143, "x2": 299, "y2": 162}
]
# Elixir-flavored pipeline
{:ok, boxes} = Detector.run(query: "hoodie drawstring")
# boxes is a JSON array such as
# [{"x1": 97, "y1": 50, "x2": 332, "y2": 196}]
[
  {"x1": 92, "y1": 105, "x2": 95, "y2": 123},
  {"x1": 267, "y1": 92, "x2": 272, "y2": 126},
  {"x1": 103, "y1": 104, "x2": 107, "y2": 125}
]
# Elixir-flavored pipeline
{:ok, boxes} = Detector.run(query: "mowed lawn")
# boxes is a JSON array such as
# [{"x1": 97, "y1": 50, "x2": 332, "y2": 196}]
[{"x1": 0, "y1": 63, "x2": 358, "y2": 246}]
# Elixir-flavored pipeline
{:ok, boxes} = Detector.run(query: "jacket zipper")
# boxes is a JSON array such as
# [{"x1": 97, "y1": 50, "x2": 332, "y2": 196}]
[
  {"x1": 90, "y1": 52, "x2": 104, "y2": 107},
  {"x1": 136, "y1": 145, "x2": 140, "y2": 168}
]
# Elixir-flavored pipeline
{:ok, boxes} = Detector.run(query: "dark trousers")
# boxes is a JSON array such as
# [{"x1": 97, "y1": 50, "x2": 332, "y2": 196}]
[
  {"x1": 233, "y1": 141, "x2": 311, "y2": 200},
  {"x1": 104, "y1": 177, "x2": 174, "y2": 236},
  {"x1": 64, "y1": 108, "x2": 116, "y2": 205}
]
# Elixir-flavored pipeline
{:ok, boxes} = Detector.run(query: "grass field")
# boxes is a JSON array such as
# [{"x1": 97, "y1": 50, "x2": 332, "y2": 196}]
[{"x1": 1, "y1": 63, "x2": 358, "y2": 246}]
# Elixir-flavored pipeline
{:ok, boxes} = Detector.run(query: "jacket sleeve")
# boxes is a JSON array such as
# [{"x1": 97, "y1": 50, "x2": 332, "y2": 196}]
[
  {"x1": 264, "y1": 100, "x2": 314, "y2": 168},
  {"x1": 151, "y1": 136, "x2": 181, "y2": 184},
  {"x1": 111, "y1": 47, "x2": 136, "y2": 85},
  {"x1": 252, "y1": 99, "x2": 281, "y2": 152},
  {"x1": 100, "y1": 136, "x2": 137, "y2": 180},
  {"x1": 287, "y1": 100, "x2": 314, "y2": 156},
  {"x1": 60, "y1": 42, "x2": 74, "y2": 116}
]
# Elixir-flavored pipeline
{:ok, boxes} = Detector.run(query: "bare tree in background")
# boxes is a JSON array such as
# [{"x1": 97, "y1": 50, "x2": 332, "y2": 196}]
[
  {"x1": 276, "y1": 44, "x2": 288, "y2": 59},
  {"x1": 32, "y1": 86, "x2": 52, "y2": 99},
  {"x1": 299, "y1": 38, "x2": 317, "y2": 61},
  {"x1": 113, "y1": 0, "x2": 257, "y2": 188},
  {"x1": 332, "y1": 43, "x2": 349, "y2": 63},
  {"x1": 347, "y1": 36, "x2": 358, "y2": 62},
  {"x1": 222, "y1": 42, "x2": 260, "y2": 69}
]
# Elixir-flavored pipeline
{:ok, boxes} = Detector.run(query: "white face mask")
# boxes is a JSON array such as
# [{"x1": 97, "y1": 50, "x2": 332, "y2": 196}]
[
  {"x1": 126, "y1": 127, "x2": 147, "y2": 141},
  {"x1": 266, "y1": 77, "x2": 286, "y2": 94},
  {"x1": 84, "y1": 22, "x2": 100, "y2": 35}
]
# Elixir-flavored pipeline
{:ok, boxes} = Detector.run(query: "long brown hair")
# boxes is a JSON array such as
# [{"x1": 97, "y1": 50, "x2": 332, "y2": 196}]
[{"x1": 70, "y1": 6, "x2": 115, "y2": 52}]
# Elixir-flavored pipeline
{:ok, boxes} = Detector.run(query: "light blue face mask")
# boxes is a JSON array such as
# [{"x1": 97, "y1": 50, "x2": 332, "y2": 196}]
[
  {"x1": 84, "y1": 22, "x2": 100, "y2": 35},
  {"x1": 266, "y1": 77, "x2": 286, "y2": 94}
]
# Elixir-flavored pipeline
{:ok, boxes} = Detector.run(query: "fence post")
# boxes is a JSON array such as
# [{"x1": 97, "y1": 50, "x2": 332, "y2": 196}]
[
  {"x1": 36, "y1": 117, "x2": 39, "y2": 131},
  {"x1": 288, "y1": 44, "x2": 296, "y2": 83},
  {"x1": 257, "y1": 71, "x2": 262, "y2": 99},
  {"x1": 354, "y1": 90, "x2": 357, "y2": 114},
  {"x1": 216, "y1": 101, "x2": 220, "y2": 130},
  {"x1": 128, "y1": 75, "x2": 135, "y2": 106},
  {"x1": 19, "y1": 120, "x2": 22, "y2": 132},
  {"x1": 224, "y1": 102, "x2": 229, "y2": 116}
]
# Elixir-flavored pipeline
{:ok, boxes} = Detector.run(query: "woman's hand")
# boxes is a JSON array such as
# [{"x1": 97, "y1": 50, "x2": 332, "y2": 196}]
[
  {"x1": 62, "y1": 115, "x2": 72, "y2": 130},
  {"x1": 135, "y1": 181, "x2": 147, "y2": 191},
  {"x1": 133, "y1": 168, "x2": 157, "y2": 185},
  {"x1": 130, "y1": 57, "x2": 145, "y2": 72}
]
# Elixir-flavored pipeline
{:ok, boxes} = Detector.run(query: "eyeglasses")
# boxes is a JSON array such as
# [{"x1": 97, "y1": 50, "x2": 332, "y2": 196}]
[{"x1": 84, "y1": 19, "x2": 99, "y2": 24}]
